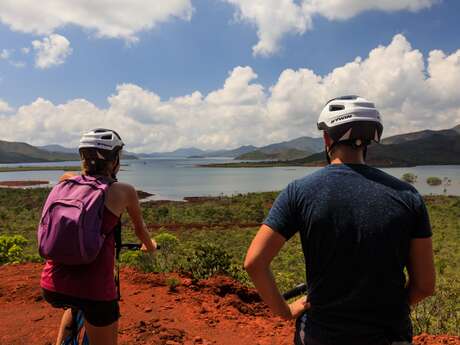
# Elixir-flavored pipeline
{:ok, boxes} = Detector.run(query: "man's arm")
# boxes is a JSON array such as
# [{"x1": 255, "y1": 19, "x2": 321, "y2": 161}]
[
  {"x1": 406, "y1": 237, "x2": 435, "y2": 305},
  {"x1": 244, "y1": 225, "x2": 310, "y2": 319}
]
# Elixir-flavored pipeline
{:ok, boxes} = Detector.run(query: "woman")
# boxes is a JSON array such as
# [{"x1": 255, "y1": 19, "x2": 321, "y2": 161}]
[{"x1": 40, "y1": 128, "x2": 157, "y2": 345}]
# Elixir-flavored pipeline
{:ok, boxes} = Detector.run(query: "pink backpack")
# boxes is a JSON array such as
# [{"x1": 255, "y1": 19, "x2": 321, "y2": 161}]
[{"x1": 38, "y1": 175, "x2": 113, "y2": 265}]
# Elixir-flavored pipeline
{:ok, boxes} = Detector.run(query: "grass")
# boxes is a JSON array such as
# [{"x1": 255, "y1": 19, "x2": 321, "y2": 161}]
[{"x1": 0, "y1": 187, "x2": 458, "y2": 335}]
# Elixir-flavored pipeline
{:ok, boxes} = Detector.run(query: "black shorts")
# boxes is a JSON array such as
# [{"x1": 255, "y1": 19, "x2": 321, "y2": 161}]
[{"x1": 42, "y1": 289, "x2": 120, "y2": 327}]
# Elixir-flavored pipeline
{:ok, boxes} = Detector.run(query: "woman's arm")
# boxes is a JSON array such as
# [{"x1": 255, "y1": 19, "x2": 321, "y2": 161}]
[
  {"x1": 244, "y1": 225, "x2": 310, "y2": 320},
  {"x1": 407, "y1": 237, "x2": 436, "y2": 305},
  {"x1": 124, "y1": 185, "x2": 157, "y2": 252}
]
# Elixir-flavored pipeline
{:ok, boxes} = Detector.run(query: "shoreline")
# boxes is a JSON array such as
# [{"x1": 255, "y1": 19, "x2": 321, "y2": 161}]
[
  {"x1": 0, "y1": 182, "x2": 155, "y2": 201},
  {"x1": 0, "y1": 180, "x2": 50, "y2": 187},
  {"x1": 198, "y1": 161, "x2": 460, "y2": 168},
  {"x1": 0, "y1": 166, "x2": 80, "y2": 173}
]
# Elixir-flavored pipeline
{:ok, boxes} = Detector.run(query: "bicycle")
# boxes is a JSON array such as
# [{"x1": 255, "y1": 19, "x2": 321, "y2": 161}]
[{"x1": 61, "y1": 243, "x2": 145, "y2": 345}]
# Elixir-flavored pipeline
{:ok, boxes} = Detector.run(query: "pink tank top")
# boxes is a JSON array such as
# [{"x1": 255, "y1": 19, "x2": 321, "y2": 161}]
[{"x1": 40, "y1": 207, "x2": 120, "y2": 301}]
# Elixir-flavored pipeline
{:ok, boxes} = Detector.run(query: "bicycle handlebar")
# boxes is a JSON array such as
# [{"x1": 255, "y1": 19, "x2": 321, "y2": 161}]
[
  {"x1": 120, "y1": 243, "x2": 142, "y2": 250},
  {"x1": 119, "y1": 243, "x2": 161, "y2": 250},
  {"x1": 282, "y1": 283, "x2": 307, "y2": 300}
]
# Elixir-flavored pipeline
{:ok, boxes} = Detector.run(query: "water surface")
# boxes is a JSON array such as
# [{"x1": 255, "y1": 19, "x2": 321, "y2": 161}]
[{"x1": 1, "y1": 159, "x2": 459, "y2": 199}]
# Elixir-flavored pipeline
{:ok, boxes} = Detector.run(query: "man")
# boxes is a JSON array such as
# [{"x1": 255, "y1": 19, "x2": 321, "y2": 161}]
[{"x1": 244, "y1": 96, "x2": 435, "y2": 345}]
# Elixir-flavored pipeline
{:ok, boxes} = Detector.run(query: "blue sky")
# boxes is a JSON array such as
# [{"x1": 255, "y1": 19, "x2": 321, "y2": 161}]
[
  {"x1": 1, "y1": 0, "x2": 459, "y2": 107},
  {"x1": 0, "y1": 0, "x2": 459, "y2": 151}
]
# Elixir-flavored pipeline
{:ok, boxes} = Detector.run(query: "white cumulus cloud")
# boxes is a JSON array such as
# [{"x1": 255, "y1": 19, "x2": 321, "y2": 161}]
[
  {"x1": 305, "y1": 0, "x2": 438, "y2": 20},
  {"x1": 32, "y1": 34, "x2": 72, "y2": 69},
  {"x1": 0, "y1": 0, "x2": 193, "y2": 43},
  {"x1": 0, "y1": 34, "x2": 459, "y2": 152},
  {"x1": 0, "y1": 99, "x2": 13, "y2": 113},
  {"x1": 225, "y1": 0, "x2": 438, "y2": 56},
  {"x1": 225, "y1": 0, "x2": 313, "y2": 57}
]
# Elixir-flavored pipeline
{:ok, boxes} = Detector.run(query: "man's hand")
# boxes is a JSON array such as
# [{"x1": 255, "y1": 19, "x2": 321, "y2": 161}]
[{"x1": 288, "y1": 296, "x2": 310, "y2": 319}]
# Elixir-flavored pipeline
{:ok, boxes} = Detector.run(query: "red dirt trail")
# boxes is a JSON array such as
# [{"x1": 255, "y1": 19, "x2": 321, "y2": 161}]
[{"x1": 0, "y1": 264, "x2": 458, "y2": 345}]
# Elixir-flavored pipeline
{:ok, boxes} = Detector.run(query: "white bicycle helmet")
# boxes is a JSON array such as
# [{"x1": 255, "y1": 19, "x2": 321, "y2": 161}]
[
  {"x1": 79, "y1": 128, "x2": 124, "y2": 160},
  {"x1": 317, "y1": 95, "x2": 383, "y2": 146}
]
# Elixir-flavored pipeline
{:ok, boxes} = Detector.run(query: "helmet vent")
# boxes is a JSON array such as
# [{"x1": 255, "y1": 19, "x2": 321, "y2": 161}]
[
  {"x1": 354, "y1": 102, "x2": 375, "y2": 108},
  {"x1": 101, "y1": 134, "x2": 112, "y2": 140},
  {"x1": 329, "y1": 104, "x2": 345, "y2": 111}
]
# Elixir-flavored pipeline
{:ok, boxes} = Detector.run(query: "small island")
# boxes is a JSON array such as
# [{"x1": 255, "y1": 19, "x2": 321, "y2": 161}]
[
  {"x1": 0, "y1": 180, "x2": 49, "y2": 187},
  {"x1": 426, "y1": 177, "x2": 442, "y2": 186},
  {"x1": 0, "y1": 166, "x2": 80, "y2": 173}
]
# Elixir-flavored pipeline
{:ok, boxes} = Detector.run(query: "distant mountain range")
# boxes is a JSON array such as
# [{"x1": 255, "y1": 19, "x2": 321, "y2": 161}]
[
  {"x1": 0, "y1": 141, "x2": 79, "y2": 163},
  {"x1": 282, "y1": 125, "x2": 460, "y2": 167},
  {"x1": 235, "y1": 136, "x2": 323, "y2": 160},
  {"x1": 0, "y1": 142, "x2": 137, "y2": 163},
  {"x1": 1, "y1": 125, "x2": 458, "y2": 165},
  {"x1": 38, "y1": 144, "x2": 78, "y2": 154},
  {"x1": 136, "y1": 136, "x2": 324, "y2": 160},
  {"x1": 135, "y1": 145, "x2": 258, "y2": 158}
]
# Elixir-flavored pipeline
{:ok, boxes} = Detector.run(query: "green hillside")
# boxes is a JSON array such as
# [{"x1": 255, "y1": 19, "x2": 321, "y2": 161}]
[
  {"x1": 300, "y1": 130, "x2": 460, "y2": 167},
  {"x1": 235, "y1": 136, "x2": 323, "y2": 160},
  {"x1": 237, "y1": 148, "x2": 309, "y2": 161},
  {"x1": 0, "y1": 140, "x2": 79, "y2": 163},
  {"x1": 215, "y1": 125, "x2": 460, "y2": 168},
  {"x1": 0, "y1": 140, "x2": 138, "y2": 163}
]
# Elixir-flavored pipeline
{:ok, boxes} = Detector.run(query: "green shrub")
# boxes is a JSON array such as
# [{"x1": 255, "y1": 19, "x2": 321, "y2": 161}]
[
  {"x1": 165, "y1": 277, "x2": 180, "y2": 292},
  {"x1": 152, "y1": 232, "x2": 180, "y2": 272},
  {"x1": 402, "y1": 173, "x2": 417, "y2": 184},
  {"x1": 155, "y1": 232, "x2": 179, "y2": 251},
  {"x1": 183, "y1": 243, "x2": 232, "y2": 280},
  {"x1": 120, "y1": 233, "x2": 182, "y2": 273},
  {"x1": 426, "y1": 177, "x2": 442, "y2": 186},
  {"x1": 228, "y1": 262, "x2": 251, "y2": 286},
  {"x1": 119, "y1": 250, "x2": 155, "y2": 272},
  {"x1": 0, "y1": 235, "x2": 28, "y2": 264}
]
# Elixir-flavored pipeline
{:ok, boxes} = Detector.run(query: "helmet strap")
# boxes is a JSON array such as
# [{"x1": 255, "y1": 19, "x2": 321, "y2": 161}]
[
  {"x1": 326, "y1": 140, "x2": 368, "y2": 164},
  {"x1": 325, "y1": 143, "x2": 337, "y2": 165},
  {"x1": 111, "y1": 154, "x2": 120, "y2": 179}
]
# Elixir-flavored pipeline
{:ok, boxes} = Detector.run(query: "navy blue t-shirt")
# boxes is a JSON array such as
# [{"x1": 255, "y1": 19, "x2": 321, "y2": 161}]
[{"x1": 264, "y1": 164, "x2": 432, "y2": 345}]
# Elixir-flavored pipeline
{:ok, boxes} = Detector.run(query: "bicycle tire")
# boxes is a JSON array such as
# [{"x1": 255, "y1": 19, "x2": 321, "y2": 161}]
[{"x1": 62, "y1": 309, "x2": 86, "y2": 345}]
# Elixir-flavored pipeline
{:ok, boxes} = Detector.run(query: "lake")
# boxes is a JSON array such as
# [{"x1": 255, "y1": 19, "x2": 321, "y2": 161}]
[{"x1": 1, "y1": 158, "x2": 459, "y2": 200}]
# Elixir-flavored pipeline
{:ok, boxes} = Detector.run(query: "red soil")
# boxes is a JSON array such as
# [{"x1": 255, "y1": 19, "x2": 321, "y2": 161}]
[
  {"x1": 0, "y1": 264, "x2": 458, "y2": 345},
  {"x1": 0, "y1": 180, "x2": 49, "y2": 187}
]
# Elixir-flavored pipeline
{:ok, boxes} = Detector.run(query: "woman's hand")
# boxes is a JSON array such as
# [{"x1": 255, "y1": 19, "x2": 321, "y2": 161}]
[
  {"x1": 141, "y1": 239, "x2": 157, "y2": 253},
  {"x1": 288, "y1": 296, "x2": 310, "y2": 319},
  {"x1": 59, "y1": 172, "x2": 78, "y2": 182}
]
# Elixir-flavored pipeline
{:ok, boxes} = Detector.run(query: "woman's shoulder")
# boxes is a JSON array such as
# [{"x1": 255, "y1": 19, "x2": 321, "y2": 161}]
[
  {"x1": 110, "y1": 181, "x2": 136, "y2": 192},
  {"x1": 108, "y1": 181, "x2": 137, "y2": 202}
]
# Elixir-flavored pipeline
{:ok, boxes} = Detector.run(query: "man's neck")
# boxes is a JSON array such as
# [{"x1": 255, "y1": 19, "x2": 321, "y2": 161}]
[
  {"x1": 329, "y1": 147, "x2": 365, "y2": 165},
  {"x1": 330, "y1": 157, "x2": 365, "y2": 165}
]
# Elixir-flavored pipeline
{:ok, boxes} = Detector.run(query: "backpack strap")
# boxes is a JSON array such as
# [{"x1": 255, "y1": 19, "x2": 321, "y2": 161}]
[
  {"x1": 114, "y1": 219, "x2": 122, "y2": 301},
  {"x1": 114, "y1": 219, "x2": 122, "y2": 261}
]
